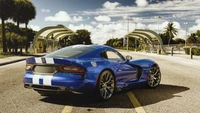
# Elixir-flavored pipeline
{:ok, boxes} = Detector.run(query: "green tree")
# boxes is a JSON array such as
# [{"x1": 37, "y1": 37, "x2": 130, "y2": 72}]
[
  {"x1": 13, "y1": 0, "x2": 36, "y2": 52},
  {"x1": 5, "y1": 22, "x2": 19, "y2": 34},
  {"x1": 0, "y1": 0, "x2": 15, "y2": 52},
  {"x1": 12, "y1": 0, "x2": 24, "y2": 28},
  {"x1": 0, "y1": 24, "x2": 2, "y2": 48},
  {"x1": 105, "y1": 38, "x2": 127, "y2": 48},
  {"x1": 5, "y1": 32, "x2": 13, "y2": 52},
  {"x1": 5, "y1": 32, "x2": 22, "y2": 53},
  {"x1": 159, "y1": 33, "x2": 169, "y2": 45},
  {"x1": 21, "y1": 0, "x2": 36, "y2": 52},
  {"x1": 18, "y1": 35, "x2": 26, "y2": 54},
  {"x1": 20, "y1": 28, "x2": 36, "y2": 49},
  {"x1": 71, "y1": 29, "x2": 92, "y2": 45},
  {"x1": 164, "y1": 23, "x2": 178, "y2": 46},
  {"x1": 187, "y1": 33, "x2": 197, "y2": 44},
  {"x1": 174, "y1": 38, "x2": 185, "y2": 44},
  {"x1": 4, "y1": 22, "x2": 35, "y2": 54},
  {"x1": 195, "y1": 30, "x2": 200, "y2": 43}
]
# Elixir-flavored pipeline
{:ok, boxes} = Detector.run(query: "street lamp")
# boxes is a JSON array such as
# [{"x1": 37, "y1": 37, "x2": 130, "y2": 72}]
[
  {"x1": 155, "y1": 16, "x2": 161, "y2": 52},
  {"x1": 155, "y1": 16, "x2": 161, "y2": 33},
  {"x1": 184, "y1": 22, "x2": 189, "y2": 47},
  {"x1": 126, "y1": 16, "x2": 131, "y2": 51}
]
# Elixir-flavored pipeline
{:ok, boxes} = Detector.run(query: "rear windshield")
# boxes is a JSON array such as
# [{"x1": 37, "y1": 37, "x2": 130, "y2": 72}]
[{"x1": 45, "y1": 45, "x2": 95, "y2": 58}]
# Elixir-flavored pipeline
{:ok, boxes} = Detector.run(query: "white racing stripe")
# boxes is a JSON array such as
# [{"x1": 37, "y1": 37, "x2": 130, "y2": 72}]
[
  {"x1": 45, "y1": 58, "x2": 54, "y2": 64},
  {"x1": 35, "y1": 58, "x2": 42, "y2": 63},
  {"x1": 43, "y1": 76, "x2": 53, "y2": 85},
  {"x1": 32, "y1": 75, "x2": 41, "y2": 84}
]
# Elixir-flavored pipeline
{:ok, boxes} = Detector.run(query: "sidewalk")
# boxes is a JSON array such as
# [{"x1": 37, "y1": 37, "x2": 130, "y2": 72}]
[
  {"x1": 119, "y1": 50, "x2": 200, "y2": 67},
  {"x1": 0, "y1": 53, "x2": 47, "y2": 66}
]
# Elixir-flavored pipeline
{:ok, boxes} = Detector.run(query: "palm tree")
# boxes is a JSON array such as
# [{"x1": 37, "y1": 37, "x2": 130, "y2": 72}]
[
  {"x1": 21, "y1": 0, "x2": 36, "y2": 52},
  {"x1": 164, "y1": 23, "x2": 178, "y2": 46},
  {"x1": 12, "y1": 0, "x2": 23, "y2": 28},
  {"x1": 0, "y1": 0, "x2": 15, "y2": 52},
  {"x1": 12, "y1": 0, "x2": 36, "y2": 52}
]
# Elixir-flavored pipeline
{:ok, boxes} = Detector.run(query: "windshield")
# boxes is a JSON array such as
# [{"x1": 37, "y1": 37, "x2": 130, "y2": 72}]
[{"x1": 45, "y1": 45, "x2": 95, "y2": 58}]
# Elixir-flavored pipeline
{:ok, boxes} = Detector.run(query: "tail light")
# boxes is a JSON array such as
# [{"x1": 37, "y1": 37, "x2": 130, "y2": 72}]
[
  {"x1": 60, "y1": 65, "x2": 86, "y2": 73},
  {"x1": 26, "y1": 64, "x2": 33, "y2": 71}
]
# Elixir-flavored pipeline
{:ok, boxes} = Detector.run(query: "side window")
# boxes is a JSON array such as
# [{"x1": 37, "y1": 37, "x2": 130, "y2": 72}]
[{"x1": 106, "y1": 51, "x2": 124, "y2": 61}]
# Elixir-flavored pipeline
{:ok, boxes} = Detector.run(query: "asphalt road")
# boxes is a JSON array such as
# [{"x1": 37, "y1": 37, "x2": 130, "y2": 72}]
[{"x1": 0, "y1": 52, "x2": 200, "y2": 113}]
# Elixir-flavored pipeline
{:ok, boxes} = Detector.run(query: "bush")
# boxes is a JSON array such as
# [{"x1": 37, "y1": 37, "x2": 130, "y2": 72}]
[
  {"x1": 0, "y1": 52, "x2": 12, "y2": 55},
  {"x1": 184, "y1": 48, "x2": 200, "y2": 56}
]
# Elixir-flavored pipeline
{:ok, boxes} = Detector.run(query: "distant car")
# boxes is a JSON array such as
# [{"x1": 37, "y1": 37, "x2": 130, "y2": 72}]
[{"x1": 23, "y1": 45, "x2": 161, "y2": 100}]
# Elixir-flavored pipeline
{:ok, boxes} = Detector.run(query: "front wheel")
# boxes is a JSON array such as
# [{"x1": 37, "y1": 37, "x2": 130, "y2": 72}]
[
  {"x1": 97, "y1": 70, "x2": 115, "y2": 100},
  {"x1": 147, "y1": 65, "x2": 161, "y2": 88}
]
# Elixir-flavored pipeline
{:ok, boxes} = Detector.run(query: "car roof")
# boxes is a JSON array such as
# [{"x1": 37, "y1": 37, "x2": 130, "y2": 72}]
[
  {"x1": 69, "y1": 45, "x2": 116, "y2": 58},
  {"x1": 71, "y1": 44, "x2": 114, "y2": 50}
]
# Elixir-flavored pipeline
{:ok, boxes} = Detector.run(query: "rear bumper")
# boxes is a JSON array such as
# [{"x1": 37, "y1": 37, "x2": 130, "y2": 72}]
[
  {"x1": 24, "y1": 84, "x2": 82, "y2": 94},
  {"x1": 23, "y1": 72, "x2": 98, "y2": 94}
]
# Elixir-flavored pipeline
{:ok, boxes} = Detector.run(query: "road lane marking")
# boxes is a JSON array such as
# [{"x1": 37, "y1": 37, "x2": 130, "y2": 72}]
[
  {"x1": 62, "y1": 106, "x2": 72, "y2": 113},
  {"x1": 127, "y1": 91, "x2": 146, "y2": 113}
]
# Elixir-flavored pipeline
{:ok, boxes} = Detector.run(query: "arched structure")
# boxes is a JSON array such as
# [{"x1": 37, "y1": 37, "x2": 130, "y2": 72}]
[
  {"x1": 126, "y1": 29, "x2": 166, "y2": 54},
  {"x1": 32, "y1": 25, "x2": 76, "y2": 53}
]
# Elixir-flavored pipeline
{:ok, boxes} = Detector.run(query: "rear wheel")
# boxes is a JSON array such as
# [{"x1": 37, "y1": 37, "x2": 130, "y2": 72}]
[
  {"x1": 97, "y1": 70, "x2": 115, "y2": 100},
  {"x1": 147, "y1": 65, "x2": 161, "y2": 88}
]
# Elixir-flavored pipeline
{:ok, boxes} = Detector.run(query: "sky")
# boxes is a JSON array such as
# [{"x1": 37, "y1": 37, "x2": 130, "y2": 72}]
[{"x1": 16, "y1": 0, "x2": 200, "y2": 44}]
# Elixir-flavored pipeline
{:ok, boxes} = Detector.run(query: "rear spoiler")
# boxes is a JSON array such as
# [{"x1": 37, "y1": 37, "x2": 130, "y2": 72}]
[{"x1": 26, "y1": 57, "x2": 80, "y2": 66}]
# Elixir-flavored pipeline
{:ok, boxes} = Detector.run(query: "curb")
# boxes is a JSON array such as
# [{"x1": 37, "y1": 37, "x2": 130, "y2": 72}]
[
  {"x1": 0, "y1": 58, "x2": 27, "y2": 66},
  {"x1": 0, "y1": 54, "x2": 46, "y2": 66}
]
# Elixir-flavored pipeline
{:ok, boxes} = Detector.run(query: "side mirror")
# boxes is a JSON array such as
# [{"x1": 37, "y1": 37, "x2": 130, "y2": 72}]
[{"x1": 126, "y1": 55, "x2": 132, "y2": 61}]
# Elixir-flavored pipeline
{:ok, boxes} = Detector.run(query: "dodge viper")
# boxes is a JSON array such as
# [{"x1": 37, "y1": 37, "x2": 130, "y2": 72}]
[{"x1": 23, "y1": 45, "x2": 161, "y2": 100}]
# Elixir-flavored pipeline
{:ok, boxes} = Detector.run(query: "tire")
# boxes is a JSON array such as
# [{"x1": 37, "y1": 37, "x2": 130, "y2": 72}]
[
  {"x1": 147, "y1": 65, "x2": 161, "y2": 88},
  {"x1": 96, "y1": 70, "x2": 115, "y2": 100}
]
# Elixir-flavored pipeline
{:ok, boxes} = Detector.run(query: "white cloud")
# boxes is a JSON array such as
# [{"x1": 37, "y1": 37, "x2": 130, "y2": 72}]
[
  {"x1": 146, "y1": 21, "x2": 182, "y2": 34},
  {"x1": 103, "y1": 1, "x2": 120, "y2": 10},
  {"x1": 94, "y1": 15, "x2": 111, "y2": 22},
  {"x1": 195, "y1": 19, "x2": 200, "y2": 24},
  {"x1": 87, "y1": 17, "x2": 90, "y2": 20},
  {"x1": 147, "y1": 21, "x2": 167, "y2": 33},
  {"x1": 30, "y1": 25, "x2": 40, "y2": 31},
  {"x1": 45, "y1": 11, "x2": 71, "y2": 22},
  {"x1": 44, "y1": 11, "x2": 84, "y2": 23},
  {"x1": 91, "y1": 21, "x2": 97, "y2": 25},
  {"x1": 41, "y1": 9, "x2": 51, "y2": 13},
  {"x1": 67, "y1": 20, "x2": 198, "y2": 45},
  {"x1": 83, "y1": 0, "x2": 200, "y2": 24},
  {"x1": 135, "y1": 0, "x2": 148, "y2": 7},
  {"x1": 172, "y1": 21, "x2": 181, "y2": 29},
  {"x1": 68, "y1": 22, "x2": 148, "y2": 45},
  {"x1": 189, "y1": 19, "x2": 200, "y2": 33},
  {"x1": 69, "y1": 24, "x2": 94, "y2": 32},
  {"x1": 73, "y1": 16, "x2": 83, "y2": 22},
  {"x1": 177, "y1": 29, "x2": 187, "y2": 39}
]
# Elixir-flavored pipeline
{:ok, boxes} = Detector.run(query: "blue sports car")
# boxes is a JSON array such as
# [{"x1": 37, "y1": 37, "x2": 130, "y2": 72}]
[{"x1": 24, "y1": 45, "x2": 161, "y2": 100}]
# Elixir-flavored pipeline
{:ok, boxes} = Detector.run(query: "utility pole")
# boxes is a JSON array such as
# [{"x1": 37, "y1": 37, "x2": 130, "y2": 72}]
[
  {"x1": 126, "y1": 16, "x2": 131, "y2": 51},
  {"x1": 134, "y1": 21, "x2": 137, "y2": 51},
  {"x1": 155, "y1": 16, "x2": 161, "y2": 53},
  {"x1": 184, "y1": 22, "x2": 189, "y2": 47}
]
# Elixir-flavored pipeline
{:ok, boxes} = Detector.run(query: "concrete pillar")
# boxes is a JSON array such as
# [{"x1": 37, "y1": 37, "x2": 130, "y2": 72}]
[
  {"x1": 171, "y1": 47, "x2": 174, "y2": 56},
  {"x1": 190, "y1": 47, "x2": 193, "y2": 59}
]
